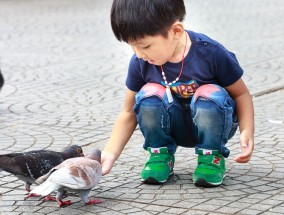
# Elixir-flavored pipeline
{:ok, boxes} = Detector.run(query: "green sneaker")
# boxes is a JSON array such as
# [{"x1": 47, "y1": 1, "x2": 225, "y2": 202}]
[
  {"x1": 141, "y1": 147, "x2": 174, "y2": 184},
  {"x1": 193, "y1": 150, "x2": 226, "y2": 187}
]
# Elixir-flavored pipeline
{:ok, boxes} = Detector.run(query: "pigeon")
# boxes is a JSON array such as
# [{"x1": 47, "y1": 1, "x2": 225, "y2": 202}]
[
  {"x1": 30, "y1": 148, "x2": 102, "y2": 207},
  {"x1": 0, "y1": 145, "x2": 84, "y2": 196},
  {"x1": 0, "y1": 70, "x2": 4, "y2": 90}
]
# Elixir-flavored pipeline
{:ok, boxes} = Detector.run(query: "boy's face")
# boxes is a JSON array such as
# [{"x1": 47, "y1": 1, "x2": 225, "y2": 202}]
[{"x1": 128, "y1": 32, "x2": 179, "y2": 66}]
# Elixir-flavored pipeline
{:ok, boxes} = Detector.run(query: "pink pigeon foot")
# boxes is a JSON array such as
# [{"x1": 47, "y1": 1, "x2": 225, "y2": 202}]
[
  {"x1": 24, "y1": 193, "x2": 40, "y2": 200},
  {"x1": 42, "y1": 195, "x2": 56, "y2": 201},
  {"x1": 85, "y1": 199, "x2": 103, "y2": 205},
  {"x1": 58, "y1": 200, "x2": 72, "y2": 208}
]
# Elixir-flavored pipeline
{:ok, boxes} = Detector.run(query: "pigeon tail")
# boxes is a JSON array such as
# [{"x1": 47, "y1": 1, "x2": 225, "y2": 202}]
[
  {"x1": 30, "y1": 180, "x2": 60, "y2": 196},
  {"x1": 35, "y1": 168, "x2": 56, "y2": 184}
]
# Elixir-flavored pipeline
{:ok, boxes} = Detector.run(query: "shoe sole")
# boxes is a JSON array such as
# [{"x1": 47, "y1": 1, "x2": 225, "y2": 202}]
[
  {"x1": 193, "y1": 175, "x2": 226, "y2": 187},
  {"x1": 141, "y1": 177, "x2": 166, "y2": 184},
  {"x1": 141, "y1": 171, "x2": 173, "y2": 184}
]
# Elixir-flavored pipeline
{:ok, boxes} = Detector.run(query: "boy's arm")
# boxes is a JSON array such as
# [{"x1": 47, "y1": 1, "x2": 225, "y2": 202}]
[
  {"x1": 225, "y1": 78, "x2": 254, "y2": 163},
  {"x1": 101, "y1": 89, "x2": 137, "y2": 175}
]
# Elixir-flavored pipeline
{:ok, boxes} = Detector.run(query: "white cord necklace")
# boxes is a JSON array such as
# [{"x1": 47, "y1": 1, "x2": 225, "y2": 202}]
[{"x1": 160, "y1": 32, "x2": 188, "y2": 103}]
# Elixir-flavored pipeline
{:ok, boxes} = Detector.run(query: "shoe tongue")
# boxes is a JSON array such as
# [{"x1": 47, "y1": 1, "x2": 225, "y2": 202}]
[
  {"x1": 197, "y1": 149, "x2": 219, "y2": 155},
  {"x1": 148, "y1": 147, "x2": 168, "y2": 154}
]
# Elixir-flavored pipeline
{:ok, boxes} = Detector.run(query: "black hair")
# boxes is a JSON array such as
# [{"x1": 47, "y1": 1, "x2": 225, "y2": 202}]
[{"x1": 110, "y1": 0, "x2": 186, "y2": 42}]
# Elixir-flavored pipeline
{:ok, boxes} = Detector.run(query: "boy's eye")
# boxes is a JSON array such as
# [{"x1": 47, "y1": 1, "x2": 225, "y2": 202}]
[{"x1": 142, "y1": 45, "x2": 150, "y2": 49}]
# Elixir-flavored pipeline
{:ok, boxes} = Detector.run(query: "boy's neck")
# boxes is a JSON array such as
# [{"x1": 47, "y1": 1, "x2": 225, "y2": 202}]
[{"x1": 168, "y1": 31, "x2": 191, "y2": 63}]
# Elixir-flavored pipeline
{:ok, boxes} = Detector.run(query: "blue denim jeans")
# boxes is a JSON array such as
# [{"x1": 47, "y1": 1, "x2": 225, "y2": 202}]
[{"x1": 133, "y1": 83, "x2": 238, "y2": 158}]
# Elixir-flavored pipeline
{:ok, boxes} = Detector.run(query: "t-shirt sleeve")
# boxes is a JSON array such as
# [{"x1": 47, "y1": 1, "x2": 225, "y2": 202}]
[
  {"x1": 214, "y1": 44, "x2": 244, "y2": 87},
  {"x1": 126, "y1": 54, "x2": 147, "y2": 92}
]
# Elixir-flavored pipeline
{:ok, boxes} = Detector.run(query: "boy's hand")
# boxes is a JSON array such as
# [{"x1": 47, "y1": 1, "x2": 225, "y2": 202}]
[
  {"x1": 101, "y1": 151, "x2": 116, "y2": 175},
  {"x1": 234, "y1": 130, "x2": 254, "y2": 163}
]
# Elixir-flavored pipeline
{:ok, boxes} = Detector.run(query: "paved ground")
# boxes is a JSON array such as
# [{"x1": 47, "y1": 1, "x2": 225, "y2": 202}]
[{"x1": 0, "y1": 0, "x2": 284, "y2": 214}]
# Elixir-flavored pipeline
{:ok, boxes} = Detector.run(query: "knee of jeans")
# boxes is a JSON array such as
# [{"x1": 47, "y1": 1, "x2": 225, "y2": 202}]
[
  {"x1": 135, "y1": 97, "x2": 169, "y2": 131},
  {"x1": 191, "y1": 84, "x2": 229, "y2": 108},
  {"x1": 191, "y1": 99, "x2": 221, "y2": 123},
  {"x1": 143, "y1": 104, "x2": 168, "y2": 130},
  {"x1": 135, "y1": 83, "x2": 166, "y2": 105}
]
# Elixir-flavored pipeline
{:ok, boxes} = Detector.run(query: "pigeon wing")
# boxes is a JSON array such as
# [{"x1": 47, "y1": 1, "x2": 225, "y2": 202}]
[
  {"x1": 31, "y1": 167, "x2": 79, "y2": 197},
  {"x1": 44, "y1": 167, "x2": 85, "y2": 190},
  {"x1": 18, "y1": 152, "x2": 64, "y2": 179},
  {"x1": 0, "y1": 151, "x2": 65, "y2": 179},
  {"x1": 14, "y1": 146, "x2": 83, "y2": 179},
  {"x1": 46, "y1": 158, "x2": 102, "y2": 190}
]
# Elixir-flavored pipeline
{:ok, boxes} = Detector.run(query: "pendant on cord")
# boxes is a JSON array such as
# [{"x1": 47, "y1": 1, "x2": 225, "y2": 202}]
[
  {"x1": 160, "y1": 31, "x2": 188, "y2": 104},
  {"x1": 166, "y1": 86, "x2": 173, "y2": 103}
]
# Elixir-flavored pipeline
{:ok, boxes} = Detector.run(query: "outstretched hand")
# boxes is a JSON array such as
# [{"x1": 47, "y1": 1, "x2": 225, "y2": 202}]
[
  {"x1": 234, "y1": 130, "x2": 254, "y2": 163},
  {"x1": 101, "y1": 151, "x2": 116, "y2": 175}
]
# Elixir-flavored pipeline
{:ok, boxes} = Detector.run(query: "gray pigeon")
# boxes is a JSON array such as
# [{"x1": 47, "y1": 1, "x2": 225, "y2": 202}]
[
  {"x1": 0, "y1": 145, "x2": 84, "y2": 197},
  {"x1": 30, "y1": 148, "x2": 102, "y2": 207},
  {"x1": 0, "y1": 70, "x2": 4, "y2": 90}
]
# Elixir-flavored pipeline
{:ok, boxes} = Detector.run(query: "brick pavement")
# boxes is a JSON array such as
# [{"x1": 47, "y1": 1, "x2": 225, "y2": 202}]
[{"x1": 0, "y1": 0, "x2": 284, "y2": 214}]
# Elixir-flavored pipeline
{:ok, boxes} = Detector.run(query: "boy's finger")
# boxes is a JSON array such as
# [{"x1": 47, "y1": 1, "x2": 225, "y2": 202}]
[
  {"x1": 234, "y1": 156, "x2": 245, "y2": 163},
  {"x1": 234, "y1": 155, "x2": 248, "y2": 163},
  {"x1": 234, "y1": 150, "x2": 252, "y2": 163},
  {"x1": 102, "y1": 167, "x2": 110, "y2": 176}
]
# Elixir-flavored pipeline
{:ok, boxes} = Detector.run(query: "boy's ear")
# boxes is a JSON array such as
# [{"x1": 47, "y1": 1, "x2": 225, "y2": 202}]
[{"x1": 170, "y1": 21, "x2": 184, "y2": 40}]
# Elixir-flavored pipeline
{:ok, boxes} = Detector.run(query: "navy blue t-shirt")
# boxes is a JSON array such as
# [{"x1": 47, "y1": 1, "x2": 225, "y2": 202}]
[{"x1": 126, "y1": 30, "x2": 243, "y2": 99}]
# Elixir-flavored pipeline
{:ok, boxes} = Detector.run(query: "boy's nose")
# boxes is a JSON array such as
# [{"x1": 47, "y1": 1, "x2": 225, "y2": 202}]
[
  {"x1": 137, "y1": 52, "x2": 147, "y2": 60},
  {"x1": 133, "y1": 48, "x2": 145, "y2": 59}
]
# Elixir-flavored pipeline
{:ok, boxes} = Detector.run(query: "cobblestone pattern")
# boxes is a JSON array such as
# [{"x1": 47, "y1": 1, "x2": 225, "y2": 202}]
[{"x1": 0, "y1": 0, "x2": 284, "y2": 214}]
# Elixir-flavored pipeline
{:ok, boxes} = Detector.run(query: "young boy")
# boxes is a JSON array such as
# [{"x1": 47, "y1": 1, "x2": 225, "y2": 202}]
[{"x1": 101, "y1": 0, "x2": 254, "y2": 187}]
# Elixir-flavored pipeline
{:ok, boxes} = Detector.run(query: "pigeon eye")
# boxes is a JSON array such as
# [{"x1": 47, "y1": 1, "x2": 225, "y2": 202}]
[{"x1": 77, "y1": 148, "x2": 81, "y2": 153}]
